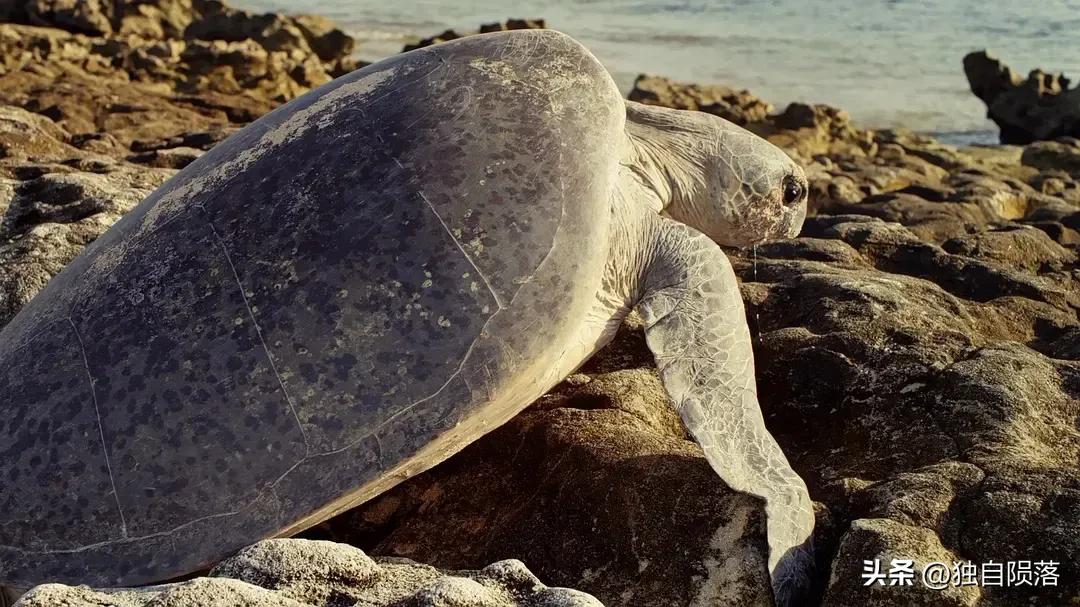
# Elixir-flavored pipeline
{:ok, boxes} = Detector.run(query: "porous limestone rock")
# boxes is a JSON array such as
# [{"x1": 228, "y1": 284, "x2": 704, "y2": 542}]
[
  {"x1": 628, "y1": 73, "x2": 773, "y2": 125},
  {"x1": 315, "y1": 365, "x2": 780, "y2": 607},
  {"x1": 14, "y1": 539, "x2": 603, "y2": 607}
]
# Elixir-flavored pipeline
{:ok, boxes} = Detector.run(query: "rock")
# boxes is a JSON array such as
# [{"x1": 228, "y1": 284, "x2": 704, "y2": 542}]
[
  {"x1": 628, "y1": 74, "x2": 773, "y2": 125},
  {"x1": 16, "y1": 579, "x2": 307, "y2": 607},
  {"x1": 0, "y1": 104, "x2": 75, "y2": 161},
  {"x1": 25, "y1": 0, "x2": 112, "y2": 36},
  {"x1": 15, "y1": 0, "x2": 199, "y2": 38},
  {"x1": 0, "y1": 104, "x2": 175, "y2": 325},
  {"x1": 0, "y1": 0, "x2": 27, "y2": 23},
  {"x1": 1020, "y1": 138, "x2": 1080, "y2": 174},
  {"x1": 758, "y1": 102, "x2": 873, "y2": 160},
  {"x1": 403, "y1": 28, "x2": 465, "y2": 52},
  {"x1": 737, "y1": 214, "x2": 1080, "y2": 605},
  {"x1": 315, "y1": 365, "x2": 776, "y2": 607},
  {"x1": 129, "y1": 125, "x2": 239, "y2": 153},
  {"x1": 942, "y1": 224, "x2": 1076, "y2": 273},
  {"x1": 14, "y1": 539, "x2": 602, "y2": 607},
  {"x1": 174, "y1": 2, "x2": 351, "y2": 96},
  {"x1": 964, "y1": 50, "x2": 1080, "y2": 144},
  {"x1": 1, "y1": 0, "x2": 355, "y2": 131},
  {"x1": 0, "y1": 218, "x2": 103, "y2": 326},
  {"x1": 292, "y1": 13, "x2": 355, "y2": 61},
  {"x1": 823, "y1": 519, "x2": 980, "y2": 606},
  {"x1": 0, "y1": 163, "x2": 174, "y2": 325},
  {"x1": 405, "y1": 20, "x2": 545, "y2": 52},
  {"x1": 127, "y1": 145, "x2": 203, "y2": 168},
  {"x1": 626, "y1": 74, "x2": 874, "y2": 161},
  {"x1": 178, "y1": 37, "x2": 325, "y2": 100},
  {"x1": 0, "y1": 22, "x2": 282, "y2": 144},
  {"x1": 114, "y1": 0, "x2": 198, "y2": 39},
  {"x1": 184, "y1": 5, "x2": 311, "y2": 55},
  {"x1": 479, "y1": 19, "x2": 546, "y2": 33}
]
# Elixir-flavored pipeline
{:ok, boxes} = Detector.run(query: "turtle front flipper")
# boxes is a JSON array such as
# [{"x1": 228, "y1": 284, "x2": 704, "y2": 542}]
[{"x1": 637, "y1": 217, "x2": 814, "y2": 606}]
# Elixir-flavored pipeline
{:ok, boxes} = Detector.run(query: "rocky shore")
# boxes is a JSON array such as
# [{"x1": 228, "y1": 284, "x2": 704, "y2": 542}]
[{"x1": 1, "y1": 3, "x2": 1078, "y2": 607}]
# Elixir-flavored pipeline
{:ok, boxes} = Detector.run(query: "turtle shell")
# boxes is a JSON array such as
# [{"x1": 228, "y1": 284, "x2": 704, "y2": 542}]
[{"x1": 0, "y1": 30, "x2": 623, "y2": 587}]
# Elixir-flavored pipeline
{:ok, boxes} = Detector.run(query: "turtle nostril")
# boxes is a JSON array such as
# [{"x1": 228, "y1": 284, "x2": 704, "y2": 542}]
[{"x1": 782, "y1": 175, "x2": 804, "y2": 206}]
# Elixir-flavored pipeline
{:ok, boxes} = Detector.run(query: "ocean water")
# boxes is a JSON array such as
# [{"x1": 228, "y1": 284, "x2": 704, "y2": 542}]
[{"x1": 241, "y1": 0, "x2": 1080, "y2": 143}]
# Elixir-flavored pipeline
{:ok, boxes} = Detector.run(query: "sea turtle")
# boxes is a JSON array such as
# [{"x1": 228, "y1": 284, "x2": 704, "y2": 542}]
[{"x1": 0, "y1": 30, "x2": 812, "y2": 604}]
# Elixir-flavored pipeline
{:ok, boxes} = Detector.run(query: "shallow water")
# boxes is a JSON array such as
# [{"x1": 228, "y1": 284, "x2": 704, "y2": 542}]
[{"x1": 241, "y1": 0, "x2": 1080, "y2": 143}]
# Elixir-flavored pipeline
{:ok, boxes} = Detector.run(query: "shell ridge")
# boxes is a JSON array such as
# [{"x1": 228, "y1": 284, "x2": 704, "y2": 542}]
[
  {"x1": 66, "y1": 316, "x2": 128, "y2": 540},
  {"x1": 199, "y1": 206, "x2": 310, "y2": 452},
  {"x1": 416, "y1": 191, "x2": 505, "y2": 311}
]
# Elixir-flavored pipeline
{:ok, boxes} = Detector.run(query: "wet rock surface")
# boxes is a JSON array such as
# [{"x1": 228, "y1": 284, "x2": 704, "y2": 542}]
[
  {"x1": 0, "y1": 7, "x2": 1078, "y2": 607},
  {"x1": 14, "y1": 539, "x2": 602, "y2": 607}
]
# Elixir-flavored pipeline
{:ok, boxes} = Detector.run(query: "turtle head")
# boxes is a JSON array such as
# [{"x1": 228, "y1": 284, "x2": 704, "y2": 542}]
[
  {"x1": 626, "y1": 101, "x2": 808, "y2": 247},
  {"x1": 693, "y1": 120, "x2": 808, "y2": 247}
]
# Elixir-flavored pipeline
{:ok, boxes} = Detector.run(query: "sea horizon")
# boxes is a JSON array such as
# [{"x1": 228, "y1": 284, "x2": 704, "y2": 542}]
[{"x1": 240, "y1": 0, "x2": 1080, "y2": 146}]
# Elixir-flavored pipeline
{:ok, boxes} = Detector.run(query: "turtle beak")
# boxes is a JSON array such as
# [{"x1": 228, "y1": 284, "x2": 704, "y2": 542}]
[{"x1": 782, "y1": 199, "x2": 807, "y2": 239}]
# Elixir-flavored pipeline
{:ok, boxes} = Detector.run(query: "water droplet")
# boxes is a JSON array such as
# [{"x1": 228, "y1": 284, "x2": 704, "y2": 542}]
[{"x1": 752, "y1": 245, "x2": 761, "y2": 344}]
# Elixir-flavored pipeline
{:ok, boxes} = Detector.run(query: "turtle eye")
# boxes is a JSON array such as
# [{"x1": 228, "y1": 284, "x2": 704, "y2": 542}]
[{"x1": 782, "y1": 175, "x2": 804, "y2": 205}]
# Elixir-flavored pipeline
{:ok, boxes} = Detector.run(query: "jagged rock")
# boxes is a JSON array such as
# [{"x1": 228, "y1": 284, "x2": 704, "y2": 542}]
[
  {"x1": 0, "y1": 215, "x2": 115, "y2": 326},
  {"x1": 0, "y1": 23, "x2": 279, "y2": 145},
  {"x1": 626, "y1": 74, "x2": 872, "y2": 161},
  {"x1": 19, "y1": 0, "x2": 200, "y2": 39},
  {"x1": 316, "y1": 365, "x2": 776, "y2": 607},
  {"x1": 178, "y1": 37, "x2": 330, "y2": 99},
  {"x1": 0, "y1": 104, "x2": 174, "y2": 325},
  {"x1": 479, "y1": 19, "x2": 546, "y2": 33},
  {"x1": 628, "y1": 73, "x2": 773, "y2": 125},
  {"x1": 0, "y1": 104, "x2": 75, "y2": 161},
  {"x1": 0, "y1": 163, "x2": 173, "y2": 325},
  {"x1": 942, "y1": 224, "x2": 1076, "y2": 273},
  {"x1": 0, "y1": 0, "x2": 356, "y2": 147},
  {"x1": 14, "y1": 539, "x2": 602, "y2": 607},
  {"x1": 403, "y1": 28, "x2": 463, "y2": 52},
  {"x1": 1020, "y1": 138, "x2": 1080, "y2": 174},
  {"x1": 115, "y1": 0, "x2": 198, "y2": 39},
  {"x1": 823, "y1": 519, "x2": 981, "y2": 606},
  {"x1": 24, "y1": 0, "x2": 112, "y2": 36},
  {"x1": 757, "y1": 102, "x2": 873, "y2": 160},
  {"x1": 129, "y1": 125, "x2": 238, "y2": 153},
  {"x1": 292, "y1": 13, "x2": 355, "y2": 61},
  {"x1": 964, "y1": 50, "x2": 1080, "y2": 144},
  {"x1": 185, "y1": 3, "x2": 311, "y2": 55},
  {"x1": 127, "y1": 145, "x2": 203, "y2": 168},
  {"x1": 4, "y1": 0, "x2": 357, "y2": 71},
  {"x1": 736, "y1": 214, "x2": 1080, "y2": 606},
  {"x1": 404, "y1": 20, "x2": 545, "y2": 52}
]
